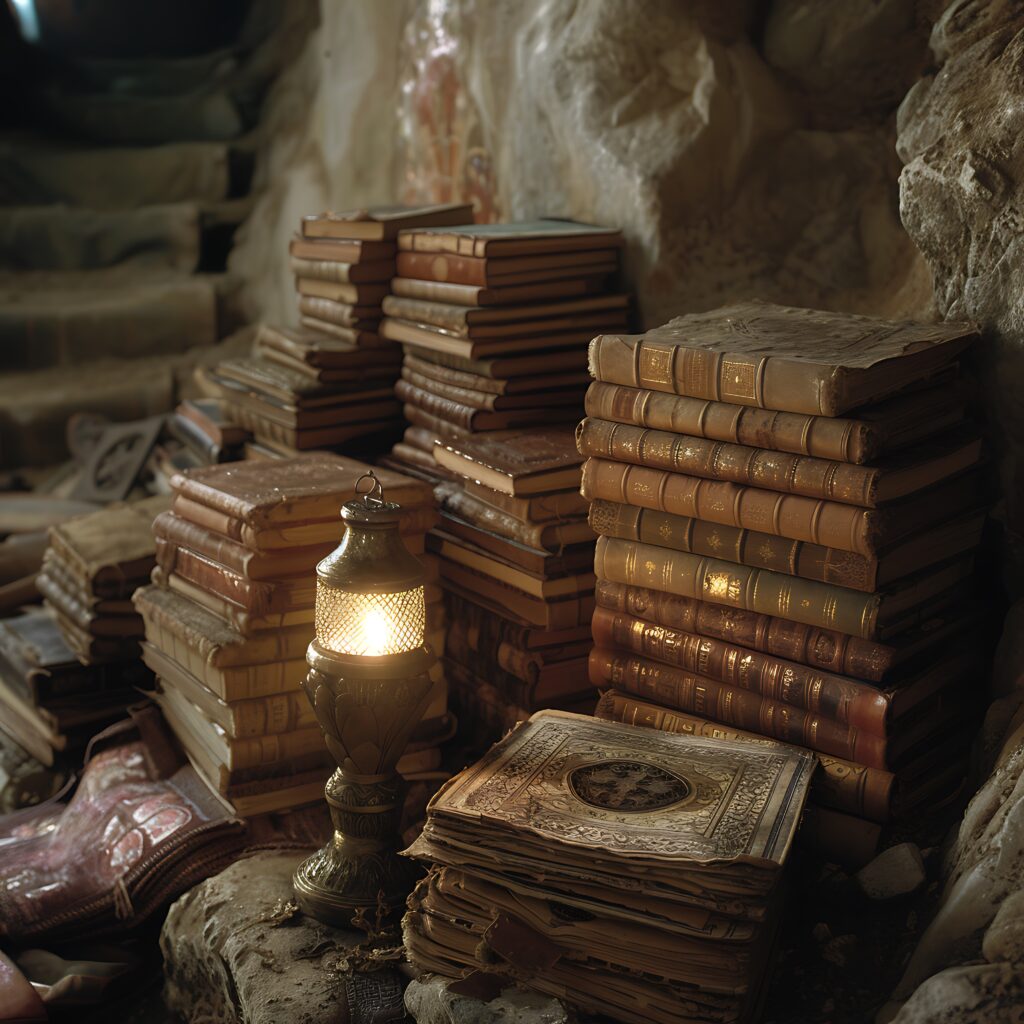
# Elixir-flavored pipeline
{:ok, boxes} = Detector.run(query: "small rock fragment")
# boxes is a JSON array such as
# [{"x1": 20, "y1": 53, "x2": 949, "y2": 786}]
[{"x1": 856, "y1": 843, "x2": 926, "y2": 900}]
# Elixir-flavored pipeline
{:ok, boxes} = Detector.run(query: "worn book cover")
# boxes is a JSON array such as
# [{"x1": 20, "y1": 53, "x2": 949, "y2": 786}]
[
  {"x1": 398, "y1": 219, "x2": 623, "y2": 258},
  {"x1": 588, "y1": 300, "x2": 978, "y2": 416},
  {"x1": 302, "y1": 202, "x2": 473, "y2": 241},
  {"x1": 396, "y1": 246, "x2": 619, "y2": 286}
]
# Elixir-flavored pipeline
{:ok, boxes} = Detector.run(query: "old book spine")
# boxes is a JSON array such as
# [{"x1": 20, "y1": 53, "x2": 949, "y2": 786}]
[
  {"x1": 588, "y1": 500, "x2": 878, "y2": 592},
  {"x1": 590, "y1": 649, "x2": 889, "y2": 767},
  {"x1": 155, "y1": 540, "x2": 278, "y2": 614},
  {"x1": 154, "y1": 511, "x2": 256, "y2": 578},
  {"x1": 403, "y1": 366, "x2": 495, "y2": 410},
  {"x1": 396, "y1": 379, "x2": 479, "y2": 429},
  {"x1": 594, "y1": 580, "x2": 895, "y2": 682},
  {"x1": 595, "y1": 690, "x2": 895, "y2": 821},
  {"x1": 585, "y1": 381, "x2": 873, "y2": 463},
  {"x1": 591, "y1": 607, "x2": 890, "y2": 735},
  {"x1": 226, "y1": 727, "x2": 326, "y2": 770},
  {"x1": 581, "y1": 457, "x2": 876, "y2": 555},
  {"x1": 593, "y1": 536, "x2": 881, "y2": 638},
  {"x1": 383, "y1": 296, "x2": 469, "y2": 333},
  {"x1": 289, "y1": 255, "x2": 356, "y2": 283},
  {"x1": 403, "y1": 403, "x2": 473, "y2": 441},
  {"x1": 230, "y1": 692, "x2": 317, "y2": 737},
  {"x1": 588, "y1": 333, "x2": 841, "y2": 416},
  {"x1": 396, "y1": 251, "x2": 488, "y2": 286},
  {"x1": 297, "y1": 295, "x2": 377, "y2": 328},
  {"x1": 445, "y1": 594, "x2": 540, "y2": 650},
  {"x1": 445, "y1": 622, "x2": 533, "y2": 706},
  {"x1": 578, "y1": 418, "x2": 880, "y2": 506}
]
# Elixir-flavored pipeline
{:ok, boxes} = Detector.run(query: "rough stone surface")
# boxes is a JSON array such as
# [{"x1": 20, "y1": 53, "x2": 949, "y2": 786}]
[
  {"x1": 161, "y1": 851, "x2": 404, "y2": 1024},
  {"x1": 857, "y1": 843, "x2": 927, "y2": 901},
  {"x1": 981, "y1": 889, "x2": 1024, "y2": 965},
  {"x1": 404, "y1": 975, "x2": 569, "y2": 1024},
  {"x1": 886, "y1": 961, "x2": 1024, "y2": 1024}
]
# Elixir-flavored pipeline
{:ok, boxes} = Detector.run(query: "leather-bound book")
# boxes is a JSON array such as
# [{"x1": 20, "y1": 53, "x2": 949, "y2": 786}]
[
  {"x1": 593, "y1": 580, "x2": 975, "y2": 684},
  {"x1": 36, "y1": 571, "x2": 143, "y2": 638},
  {"x1": 381, "y1": 318, "x2": 602, "y2": 360},
  {"x1": 462, "y1": 479, "x2": 589, "y2": 522},
  {"x1": 577, "y1": 418, "x2": 982, "y2": 507},
  {"x1": 593, "y1": 536, "x2": 973, "y2": 640},
  {"x1": 382, "y1": 293, "x2": 629, "y2": 337},
  {"x1": 397, "y1": 219, "x2": 623, "y2": 257},
  {"x1": 445, "y1": 592, "x2": 591, "y2": 650},
  {"x1": 404, "y1": 351, "x2": 590, "y2": 396},
  {"x1": 594, "y1": 690, "x2": 895, "y2": 822},
  {"x1": 299, "y1": 315, "x2": 383, "y2": 344},
  {"x1": 589, "y1": 647, "x2": 889, "y2": 767},
  {"x1": 590, "y1": 606, "x2": 972, "y2": 736},
  {"x1": 213, "y1": 357, "x2": 396, "y2": 405},
  {"x1": 295, "y1": 278, "x2": 389, "y2": 305},
  {"x1": 584, "y1": 378, "x2": 966, "y2": 465},
  {"x1": 390, "y1": 274, "x2": 612, "y2": 307},
  {"x1": 288, "y1": 237, "x2": 396, "y2": 263},
  {"x1": 45, "y1": 494, "x2": 169, "y2": 599},
  {"x1": 433, "y1": 427, "x2": 583, "y2": 495},
  {"x1": 400, "y1": 366, "x2": 586, "y2": 411},
  {"x1": 210, "y1": 408, "x2": 398, "y2": 451},
  {"x1": 296, "y1": 295, "x2": 380, "y2": 330},
  {"x1": 255, "y1": 323, "x2": 391, "y2": 364},
  {"x1": 581, "y1": 457, "x2": 985, "y2": 556},
  {"x1": 288, "y1": 255, "x2": 395, "y2": 284},
  {"x1": 588, "y1": 499, "x2": 986, "y2": 592},
  {"x1": 301, "y1": 202, "x2": 473, "y2": 241},
  {"x1": 588, "y1": 300, "x2": 977, "y2": 416},
  {"x1": 402, "y1": 402, "x2": 472, "y2": 441},
  {"x1": 402, "y1": 342, "x2": 590, "y2": 379},
  {"x1": 170, "y1": 452, "x2": 433, "y2": 531},
  {"x1": 396, "y1": 245, "x2": 619, "y2": 285}
]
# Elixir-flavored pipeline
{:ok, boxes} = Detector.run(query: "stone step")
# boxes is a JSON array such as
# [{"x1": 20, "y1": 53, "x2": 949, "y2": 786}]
[
  {"x1": 0, "y1": 199, "x2": 253, "y2": 272},
  {"x1": 0, "y1": 137, "x2": 239, "y2": 209},
  {"x1": 0, "y1": 272, "x2": 222, "y2": 371},
  {"x1": 0, "y1": 324, "x2": 253, "y2": 469}
]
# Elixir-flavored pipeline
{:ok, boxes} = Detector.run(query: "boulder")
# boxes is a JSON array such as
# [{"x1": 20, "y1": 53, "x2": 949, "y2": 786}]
[
  {"x1": 982, "y1": 890, "x2": 1024, "y2": 964},
  {"x1": 887, "y1": 961, "x2": 1024, "y2": 1024}
]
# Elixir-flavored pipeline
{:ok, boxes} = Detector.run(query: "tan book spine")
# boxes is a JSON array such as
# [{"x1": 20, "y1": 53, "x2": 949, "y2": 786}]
[
  {"x1": 383, "y1": 295, "x2": 470, "y2": 332},
  {"x1": 396, "y1": 251, "x2": 489, "y2": 286},
  {"x1": 288, "y1": 256, "x2": 394, "y2": 284},
  {"x1": 593, "y1": 580, "x2": 896, "y2": 682},
  {"x1": 589, "y1": 648, "x2": 889, "y2": 767},
  {"x1": 585, "y1": 381, "x2": 872, "y2": 462},
  {"x1": 230, "y1": 692, "x2": 315, "y2": 737},
  {"x1": 588, "y1": 500, "x2": 877, "y2": 591},
  {"x1": 591, "y1": 607, "x2": 890, "y2": 734},
  {"x1": 297, "y1": 295, "x2": 379, "y2": 328},
  {"x1": 581, "y1": 457, "x2": 875, "y2": 555},
  {"x1": 226, "y1": 727, "x2": 325, "y2": 770},
  {"x1": 588, "y1": 333, "x2": 842, "y2": 416},
  {"x1": 593, "y1": 536, "x2": 881, "y2": 638},
  {"x1": 396, "y1": 378, "x2": 478, "y2": 429},
  {"x1": 595, "y1": 690, "x2": 895, "y2": 821},
  {"x1": 578, "y1": 418, "x2": 880, "y2": 506}
]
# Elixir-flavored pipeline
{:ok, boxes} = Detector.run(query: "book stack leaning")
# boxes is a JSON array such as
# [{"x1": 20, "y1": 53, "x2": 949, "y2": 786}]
[
  {"x1": 379, "y1": 219, "x2": 627, "y2": 482},
  {"x1": 404, "y1": 710, "x2": 815, "y2": 1024},
  {"x1": 580, "y1": 301, "x2": 986, "y2": 864},
  {"x1": 132, "y1": 454, "x2": 453, "y2": 816},
  {"x1": 198, "y1": 203, "x2": 473, "y2": 460}
]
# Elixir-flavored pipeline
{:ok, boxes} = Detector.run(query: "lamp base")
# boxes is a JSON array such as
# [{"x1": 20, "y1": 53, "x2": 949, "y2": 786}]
[{"x1": 292, "y1": 768, "x2": 419, "y2": 928}]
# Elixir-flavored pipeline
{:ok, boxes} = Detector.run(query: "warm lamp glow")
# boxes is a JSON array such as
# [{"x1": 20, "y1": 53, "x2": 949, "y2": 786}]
[{"x1": 314, "y1": 580, "x2": 426, "y2": 658}]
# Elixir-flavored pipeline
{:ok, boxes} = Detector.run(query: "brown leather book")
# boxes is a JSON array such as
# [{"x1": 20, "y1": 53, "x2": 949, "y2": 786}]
[
  {"x1": 382, "y1": 318, "x2": 602, "y2": 360},
  {"x1": 255, "y1": 323, "x2": 393, "y2": 364},
  {"x1": 445, "y1": 592, "x2": 592, "y2": 650},
  {"x1": 402, "y1": 343, "x2": 590, "y2": 379},
  {"x1": 591, "y1": 607, "x2": 972, "y2": 736},
  {"x1": 398, "y1": 219, "x2": 623, "y2": 258},
  {"x1": 177, "y1": 398, "x2": 248, "y2": 449},
  {"x1": 404, "y1": 351, "x2": 590, "y2": 396},
  {"x1": 301, "y1": 202, "x2": 473, "y2": 241},
  {"x1": 295, "y1": 277, "x2": 389, "y2": 305},
  {"x1": 396, "y1": 378, "x2": 580, "y2": 431},
  {"x1": 588, "y1": 499, "x2": 987, "y2": 592},
  {"x1": 402, "y1": 403, "x2": 471, "y2": 442},
  {"x1": 153, "y1": 511, "x2": 333, "y2": 581},
  {"x1": 577, "y1": 418, "x2": 982, "y2": 507},
  {"x1": 580, "y1": 457, "x2": 986, "y2": 557},
  {"x1": 593, "y1": 580, "x2": 976, "y2": 684},
  {"x1": 433, "y1": 426, "x2": 583, "y2": 495},
  {"x1": 155, "y1": 540, "x2": 314, "y2": 615},
  {"x1": 593, "y1": 536, "x2": 973, "y2": 640},
  {"x1": 390, "y1": 274, "x2": 612, "y2": 307},
  {"x1": 223, "y1": 406, "x2": 398, "y2": 450},
  {"x1": 588, "y1": 301, "x2": 977, "y2": 416},
  {"x1": 395, "y1": 246, "x2": 619, "y2": 285},
  {"x1": 584, "y1": 378, "x2": 966, "y2": 465},
  {"x1": 382, "y1": 293, "x2": 629, "y2": 336},
  {"x1": 436, "y1": 484, "x2": 594, "y2": 555},
  {"x1": 589, "y1": 647, "x2": 888, "y2": 767},
  {"x1": 299, "y1": 315, "x2": 384, "y2": 344},
  {"x1": 401, "y1": 366, "x2": 586, "y2": 411},
  {"x1": 594, "y1": 690, "x2": 895, "y2": 822},
  {"x1": 288, "y1": 237, "x2": 396, "y2": 263},
  {"x1": 208, "y1": 359, "x2": 396, "y2": 408},
  {"x1": 288, "y1": 255, "x2": 395, "y2": 284},
  {"x1": 462, "y1": 480, "x2": 587, "y2": 523},
  {"x1": 440, "y1": 562, "x2": 594, "y2": 629},
  {"x1": 296, "y1": 295, "x2": 380, "y2": 329},
  {"x1": 170, "y1": 452, "x2": 433, "y2": 529},
  {"x1": 36, "y1": 571, "x2": 143, "y2": 637}
]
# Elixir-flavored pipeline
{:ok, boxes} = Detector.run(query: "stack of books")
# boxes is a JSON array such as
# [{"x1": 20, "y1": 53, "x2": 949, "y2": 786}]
[
  {"x1": 404, "y1": 710, "x2": 815, "y2": 1024},
  {"x1": 0, "y1": 605, "x2": 148, "y2": 766},
  {"x1": 427, "y1": 428, "x2": 596, "y2": 743},
  {"x1": 580, "y1": 301, "x2": 986, "y2": 862},
  {"x1": 200, "y1": 203, "x2": 474, "y2": 460},
  {"x1": 378, "y1": 219, "x2": 626, "y2": 482},
  {"x1": 134, "y1": 454, "x2": 452, "y2": 815},
  {"x1": 36, "y1": 495, "x2": 168, "y2": 666}
]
